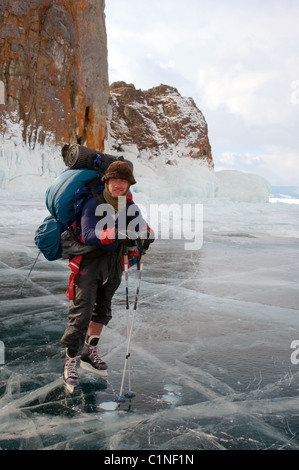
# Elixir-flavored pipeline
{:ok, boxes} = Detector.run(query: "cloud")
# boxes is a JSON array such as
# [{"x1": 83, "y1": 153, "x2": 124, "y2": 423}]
[
  {"x1": 214, "y1": 147, "x2": 299, "y2": 186},
  {"x1": 105, "y1": 0, "x2": 299, "y2": 185},
  {"x1": 198, "y1": 66, "x2": 279, "y2": 124},
  {"x1": 291, "y1": 80, "x2": 299, "y2": 105}
]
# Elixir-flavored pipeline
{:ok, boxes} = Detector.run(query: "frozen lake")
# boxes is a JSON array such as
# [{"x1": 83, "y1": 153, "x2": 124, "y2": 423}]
[{"x1": 0, "y1": 195, "x2": 299, "y2": 450}]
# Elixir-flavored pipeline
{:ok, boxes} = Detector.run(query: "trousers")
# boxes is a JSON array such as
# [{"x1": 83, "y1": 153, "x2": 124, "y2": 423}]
[{"x1": 61, "y1": 251, "x2": 122, "y2": 353}]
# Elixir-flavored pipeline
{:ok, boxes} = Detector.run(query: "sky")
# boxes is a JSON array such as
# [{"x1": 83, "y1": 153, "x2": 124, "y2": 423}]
[{"x1": 105, "y1": 0, "x2": 299, "y2": 186}]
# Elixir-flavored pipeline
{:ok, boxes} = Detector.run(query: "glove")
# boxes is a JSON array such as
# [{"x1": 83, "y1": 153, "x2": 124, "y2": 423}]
[
  {"x1": 99, "y1": 227, "x2": 116, "y2": 245},
  {"x1": 117, "y1": 229, "x2": 138, "y2": 248},
  {"x1": 139, "y1": 226, "x2": 155, "y2": 250},
  {"x1": 99, "y1": 228, "x2": 137, "y2": 247}
]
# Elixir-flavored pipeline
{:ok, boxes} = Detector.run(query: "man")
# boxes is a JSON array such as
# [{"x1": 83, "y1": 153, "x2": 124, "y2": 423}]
[{"x1": 61, "y1": 161, "x2": 154, "y2": 388}]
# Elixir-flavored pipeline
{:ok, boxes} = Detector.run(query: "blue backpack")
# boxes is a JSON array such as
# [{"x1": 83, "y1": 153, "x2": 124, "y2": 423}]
[
  {"x1": 35, "y1": 167, "x2": 134, "y2": 262},
  {"x1": 35, "y1": 168, "x2": 103, "y2": 260}
]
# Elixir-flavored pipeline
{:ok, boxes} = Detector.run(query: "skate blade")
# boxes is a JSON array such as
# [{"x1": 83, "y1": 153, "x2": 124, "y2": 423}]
[
  {"x1": 80, "y1": 360, "x2": 108, "y2": 377},
  {"x1": 64, "y1": 382, "x2": 75, "y2": 394}
]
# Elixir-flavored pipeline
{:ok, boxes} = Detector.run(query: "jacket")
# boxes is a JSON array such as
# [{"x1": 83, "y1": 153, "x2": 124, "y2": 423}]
[{"x1": 80, "y1": 191, "x2": 148, "y2": 253}]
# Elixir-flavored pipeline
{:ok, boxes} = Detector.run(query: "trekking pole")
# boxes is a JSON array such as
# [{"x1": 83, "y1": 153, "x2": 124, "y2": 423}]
[
  {"x1": 117, "y1": 246, "x2": 146, "y2": 404},
  {"x1": 18, "y1": 250, "x2": 41, "y2": 296},
  {"x1": 124, "y1": 247, "x2": 133, "y2": 396}
]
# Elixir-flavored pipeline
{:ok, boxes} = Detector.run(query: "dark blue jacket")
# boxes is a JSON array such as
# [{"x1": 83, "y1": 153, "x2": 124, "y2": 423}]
[{"x1": 80, "y1": 193, "x2": 147, "y2": 252}]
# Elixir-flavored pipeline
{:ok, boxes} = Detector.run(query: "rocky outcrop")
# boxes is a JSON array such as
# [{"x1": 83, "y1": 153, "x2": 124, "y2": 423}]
[
  {"x1": 0, "y1": 3, "x2": 213, "y2": 169},
  {"x1": 106, "y1": 82, "x2": 213, "y2": 166},
  {"x1": 0, "y1": 0, "x2": 108, "y2": 150}
]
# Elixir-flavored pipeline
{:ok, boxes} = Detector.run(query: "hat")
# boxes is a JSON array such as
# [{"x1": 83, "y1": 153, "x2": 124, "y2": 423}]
[{"x1": 102, "y1": 161, "x2": 136, "y2": 185}]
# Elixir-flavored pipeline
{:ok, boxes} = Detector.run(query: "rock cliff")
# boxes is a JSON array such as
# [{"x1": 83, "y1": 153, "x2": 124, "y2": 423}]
[
  {"x1": 106, "y1": 82, "x2": 213, "y2": 166},
  {"x1": 0, "y1": 3, "x2": 213, "y2": 172},
  {"x1": 0, "y1": 0, "x2": 108, "y2": 150}
]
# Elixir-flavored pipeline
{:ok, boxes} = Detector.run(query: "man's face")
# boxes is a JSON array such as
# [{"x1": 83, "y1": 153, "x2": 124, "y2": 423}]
[{"x1": 108, "y1": 178, "x2": 129, "y2": 197}]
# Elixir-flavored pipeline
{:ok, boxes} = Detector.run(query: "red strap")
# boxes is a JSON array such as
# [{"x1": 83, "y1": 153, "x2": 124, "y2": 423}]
[
  {"x1": 65, "y1": 255, "x2": 82, "y2": 300},
  {"x1": 121, "y1": 247, "x2": 139, "y2": 270}
]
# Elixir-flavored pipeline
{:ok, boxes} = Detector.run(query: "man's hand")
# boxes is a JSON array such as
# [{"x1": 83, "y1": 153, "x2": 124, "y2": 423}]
[{"x1": 139, "y1": 226, "x2": 155, "y2": 250}]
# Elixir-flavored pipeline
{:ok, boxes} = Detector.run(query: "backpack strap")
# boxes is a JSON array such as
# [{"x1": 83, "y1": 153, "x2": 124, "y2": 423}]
[
  {"x1": 66, "y1": 255, "x2": 82, "y2": 300},
  {"x1": 73, "y1": 177, "x2": 104, "y2": 235},
  {"x1": 87, "y1": 178, "x2": 106, "y2": 206}
]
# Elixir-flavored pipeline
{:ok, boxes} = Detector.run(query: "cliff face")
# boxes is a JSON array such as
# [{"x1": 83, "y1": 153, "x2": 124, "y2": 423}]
[
  {"x1": 0, "y1": 0, "x2": 108, "y2": 150},
  {"x1": 106, "y1": 82, "x2": 213, "y2": 166},
  {"x1": 0, "y1": 3, "x2": 213, "y2": 170}
]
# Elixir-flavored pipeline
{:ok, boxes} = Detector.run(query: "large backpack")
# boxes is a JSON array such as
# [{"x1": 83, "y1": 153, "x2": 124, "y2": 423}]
[
  {"x1": 34, "y1": 169, "x2": 104, "y2": 260},
  {"x1": 34, "y1": 145, "x2": 131, "y2": 261}
]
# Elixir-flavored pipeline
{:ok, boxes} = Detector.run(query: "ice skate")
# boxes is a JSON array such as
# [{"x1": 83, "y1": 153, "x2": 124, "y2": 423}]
[
  {"x1": 63, "y1": 350, "x2": 79, "y2": 392},
  {"x1": 80, "y1": 338, "x2": 108, "y2": 377}
]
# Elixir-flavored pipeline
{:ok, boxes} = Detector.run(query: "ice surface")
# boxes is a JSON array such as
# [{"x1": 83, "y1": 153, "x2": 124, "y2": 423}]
[
  {"x1": 0, "y1": 136, "x2": 299, "y2": 449},
  {"x1": 0, "y1": 184, "x2": 299, "y2": 450},
  {"x1": 98, "y1": 401, "x2": 119, "y2": 412}
]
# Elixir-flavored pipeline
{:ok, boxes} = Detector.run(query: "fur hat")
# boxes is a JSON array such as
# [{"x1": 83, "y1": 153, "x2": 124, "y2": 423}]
[{"x1": 102, "y1": 161, "x2": 136, "y2": 185}]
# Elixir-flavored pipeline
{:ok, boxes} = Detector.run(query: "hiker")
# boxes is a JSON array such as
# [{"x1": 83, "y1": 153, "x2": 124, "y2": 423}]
[{"x1": 60, "y1": 161, "x2": 154, "y2": 388}]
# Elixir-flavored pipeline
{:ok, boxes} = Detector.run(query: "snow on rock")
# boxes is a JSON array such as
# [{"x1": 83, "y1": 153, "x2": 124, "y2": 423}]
[{"x1": 105, "y1": 82, "x2": 212, "y2": 166}]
